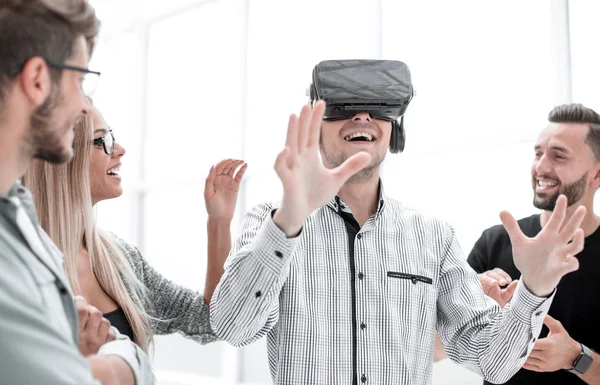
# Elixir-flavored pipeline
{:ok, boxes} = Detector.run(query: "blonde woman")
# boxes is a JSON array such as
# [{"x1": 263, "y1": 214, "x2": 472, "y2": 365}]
[{"x1": 22, "y1": 105, "x2": 247, "y2": 352}]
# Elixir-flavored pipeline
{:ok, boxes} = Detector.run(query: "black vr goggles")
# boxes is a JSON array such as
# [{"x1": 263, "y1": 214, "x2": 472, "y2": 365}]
[{"x1": 308, "y1": 59, "x2": 414, "y2": 153}]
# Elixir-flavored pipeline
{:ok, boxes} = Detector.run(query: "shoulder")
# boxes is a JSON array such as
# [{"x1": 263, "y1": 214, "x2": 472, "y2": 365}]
[
  {"x1": 243, "y1": 201, "x2": 281, "y2": 222},
  {"x1": 101, "y1": 231, "x2": 144, "y2": 268},
  {"x1": 384, "y1": 198, "x2": 454, "y2": 235},
  {"x1": 250, "y1": 201, "x2": 280, "y2": 213}
]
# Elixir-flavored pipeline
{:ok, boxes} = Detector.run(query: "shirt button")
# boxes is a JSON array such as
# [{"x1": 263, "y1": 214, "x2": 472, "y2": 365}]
[
  {"x1": 535, "y1": 311, "x2": 542, "y2": 316},
  {"x1": 358, "y1": 272, "x2": 364, "y2": 280},
  {"x1": 360, "y1": 322, "x2": 366, "y2": 330},
  {"x1": 255, "y1": 291, "x2": 262, "y2": 298},
  {"x1": 56, "y1": 281, "x2": 68, "y2": 295},
  {"x1": 411, "y1": 277, "x2": 417, "y2": 284},
  {"x1": 357, "y1": 234, "x2": 362, "y2": 240},
  {"x1": 361, "y1": 374, "x2": 367, "y2": 383}
]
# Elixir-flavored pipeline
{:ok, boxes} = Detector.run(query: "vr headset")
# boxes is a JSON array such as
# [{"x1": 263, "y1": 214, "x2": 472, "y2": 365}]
[{"x1": 308, "y1": 59, "x2": 414, "y2": 153}]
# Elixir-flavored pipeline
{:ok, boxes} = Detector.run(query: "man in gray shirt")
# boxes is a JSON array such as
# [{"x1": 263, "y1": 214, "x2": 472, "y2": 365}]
[{"x1": 0, "y1": 1, "x2": 154, "y2": 384}]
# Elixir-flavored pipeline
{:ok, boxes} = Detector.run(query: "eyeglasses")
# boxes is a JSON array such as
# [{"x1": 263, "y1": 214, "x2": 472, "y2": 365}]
[
  {"x1": 45, "y1": 60, "x2": 101, "y2": 95},
  {"x1": 93, "y1": 128, "x2": 115, "y2": 155}
]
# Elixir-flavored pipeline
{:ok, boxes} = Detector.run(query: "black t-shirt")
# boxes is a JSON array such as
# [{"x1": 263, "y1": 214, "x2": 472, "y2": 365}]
[{"x1": 467, "y1": 214, "x2": 600, "y2": 385}]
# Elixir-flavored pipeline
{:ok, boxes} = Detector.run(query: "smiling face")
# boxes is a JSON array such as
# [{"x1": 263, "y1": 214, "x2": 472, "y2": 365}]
[
  {"x1": 532, "y1": 122, "x2": 599, "y2": 210},
  {"x1": 320, "y1": 112, "x2": 392, "y2": 183},
  {"x1": 89, "y1": 107, "x2": 126, "y2": 206}
]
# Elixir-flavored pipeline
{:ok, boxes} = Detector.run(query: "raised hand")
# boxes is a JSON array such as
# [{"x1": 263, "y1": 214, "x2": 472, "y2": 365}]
[
  {"x1": 501, "y1": 195, "x2": 586, "y2": 297},
  {"x1": 273, "y1": 101, "x2": 371, "y2": 236},
  {"x1": 204, "y1": 159, "x2": 247, "y2": 222},
  {"x1": 479, "y1": 268, "x2": 518, "y2": 308},
  {"x1": 75, "y1": 296, "x2": 116, "y2": 357}
]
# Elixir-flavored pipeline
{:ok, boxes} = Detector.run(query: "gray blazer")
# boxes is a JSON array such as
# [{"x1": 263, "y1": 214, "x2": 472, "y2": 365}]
[
  {"x1": 109, "y1": 234, "x2": 217, "y2": 343},
  {"x1": 0, "y1": 183, "x2": 155, "y2": 385}
]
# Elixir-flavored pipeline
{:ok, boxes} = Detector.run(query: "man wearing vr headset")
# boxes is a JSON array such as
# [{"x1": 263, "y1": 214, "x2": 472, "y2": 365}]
[{"x1": 210, "y1": 60, "x2": 585, "y2": 385}]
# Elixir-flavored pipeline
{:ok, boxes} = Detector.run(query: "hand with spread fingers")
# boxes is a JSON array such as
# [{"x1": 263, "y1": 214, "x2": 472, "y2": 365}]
[
  {"x1": 204, "y1": 159, "x2": 248, "y2": 222},
  {"x1": 272, "y1": 101, "x2": 372, "y2": 236},
  {"x1": 500, "y1": 195, "x2": 586, "y2": 297},
  {"x1": 524, "y1": 315, "x2": 581, "y2": 372},
  {"x1": 479, "y1": 268, "x2": 519, "y2": 308}
]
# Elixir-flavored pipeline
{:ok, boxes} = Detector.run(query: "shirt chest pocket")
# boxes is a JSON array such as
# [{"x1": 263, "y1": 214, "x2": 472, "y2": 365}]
[{"x1": 384, "y1": 270, "x2": 437, "y2": 324}]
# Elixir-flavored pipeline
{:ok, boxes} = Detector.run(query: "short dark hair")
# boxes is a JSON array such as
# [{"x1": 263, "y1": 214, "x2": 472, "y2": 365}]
[
  {"x1": 0, "y1": 0, "x2": 100, "y2": 102},
  {"x1": 548, "y1": 103, "x2": 600, "y2": 161}
]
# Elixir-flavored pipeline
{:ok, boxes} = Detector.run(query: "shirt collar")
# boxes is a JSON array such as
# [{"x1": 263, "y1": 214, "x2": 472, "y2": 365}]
[
  {"x1": 0, "y1": 181, "x2": 39, "y2": 225},
  {"x1": 326, "y1": 179, "x2": 387, "y2": 218}
]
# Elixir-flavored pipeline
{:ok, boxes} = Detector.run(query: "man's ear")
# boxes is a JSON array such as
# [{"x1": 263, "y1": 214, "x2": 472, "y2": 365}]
[
  {"x1": 19, "y1": 57, "x2": 52, "y2": 107},
  {"x1": 593, "y1": 165, "x2": 600, "y2": 190}
]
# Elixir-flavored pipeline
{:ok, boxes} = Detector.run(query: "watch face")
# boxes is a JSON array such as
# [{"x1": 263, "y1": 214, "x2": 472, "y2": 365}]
[{"x1": 576, "y1": 354, "x2": 594, "y2": 373}]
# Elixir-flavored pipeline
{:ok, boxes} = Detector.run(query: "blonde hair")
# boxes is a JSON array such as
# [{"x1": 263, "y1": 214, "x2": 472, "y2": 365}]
[{"x1": 22, "y1": 111, "x2": 153, "y2": 351}]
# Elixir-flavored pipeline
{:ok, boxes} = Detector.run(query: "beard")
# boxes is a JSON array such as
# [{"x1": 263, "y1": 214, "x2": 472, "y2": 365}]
[
  {"x1": 320, "y1": 144, "x2": 384, "y2": 184},
  {"x1": 533, "y1": 172, "x2": 588, "y2": 210},
  {"x1": 27, "y1": 85, "x2": 73, "y2": 164},
  {"x1": 319, "y1": 120, "x2": 386, "y2": 184}
]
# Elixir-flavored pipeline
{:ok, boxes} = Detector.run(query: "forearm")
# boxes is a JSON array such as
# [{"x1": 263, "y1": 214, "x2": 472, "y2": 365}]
[
  {"x1": 87, "y1": 356, "x2": 134, "y2": 385},
  {"x1": 210, "y1": 211, "x2": 298, "y2": 346},
  {"x1": 579, "y1": 351, "x2": 600, "y2": 385},
  {"x1": 204, "y1": 217, "x2": 232, "y2": 305}
]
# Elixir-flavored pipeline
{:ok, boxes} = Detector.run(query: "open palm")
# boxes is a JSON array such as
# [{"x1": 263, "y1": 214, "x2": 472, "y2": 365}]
[
  {"x1": 272, "y1": 101, "x2": 371, "y2": 236},
  {"x1": 501, "y1": 195, "x2": 586, "y2": 297},
  {"x1": 204, "y1": 159, "x2": 247, "y2": 222}
]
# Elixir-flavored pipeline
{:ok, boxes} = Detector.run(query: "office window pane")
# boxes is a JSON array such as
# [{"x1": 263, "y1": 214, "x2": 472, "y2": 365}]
[
  {"x1": 382, "y1": 0, "x2": 554, "y2": 153},
  {"x1": 145, "y1": 0, "x2": 245, "y2": 185},
  {"x1": 570, "y1": 0, "x2": 600, "y2": 107},
  {"x1": 384, "y1": 142, "x2": 536, "y2": 254}
]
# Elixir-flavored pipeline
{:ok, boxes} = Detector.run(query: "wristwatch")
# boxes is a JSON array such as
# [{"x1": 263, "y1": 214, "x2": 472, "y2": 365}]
[{"x1": 567, "y1": 343, "x2": 593, "y2": 375}]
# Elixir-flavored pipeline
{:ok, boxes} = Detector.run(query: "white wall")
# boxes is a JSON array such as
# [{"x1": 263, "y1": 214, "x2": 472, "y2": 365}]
[{"x1": 89, "y1": 0, "x2": 599, "y2": 384}]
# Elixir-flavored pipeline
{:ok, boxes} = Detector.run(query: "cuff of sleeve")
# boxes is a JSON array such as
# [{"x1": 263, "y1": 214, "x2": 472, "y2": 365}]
[
  {"x1": 97, "y1": 331, "x2": 152, "y2": 385},
  {"x1": 252, "y1": 209, "x2": 300, "y2": 276},
  {"x1": 509, "y1": 279, "x2": 555, "y2": 326}
]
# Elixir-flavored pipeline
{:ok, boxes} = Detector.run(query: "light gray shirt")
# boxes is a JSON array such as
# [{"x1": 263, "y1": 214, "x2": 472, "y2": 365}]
[
  {"x1": 210, "y1": 184, "x2": 553, "y2": 385},
  {"x1": 0, "y1": 183, "x2": 155, "y2": 385}
]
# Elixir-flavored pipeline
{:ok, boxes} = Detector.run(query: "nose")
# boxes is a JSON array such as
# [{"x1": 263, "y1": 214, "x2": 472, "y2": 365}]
[
  {"x1": 113, "y1": 141, "x2": 126, "y2": 158},
  {"x1": 352, "y1": 112, "x2": 372, "y2": 122},
  {"x1": 533, "y1": 154, "x2": 551, "y2": 175}
]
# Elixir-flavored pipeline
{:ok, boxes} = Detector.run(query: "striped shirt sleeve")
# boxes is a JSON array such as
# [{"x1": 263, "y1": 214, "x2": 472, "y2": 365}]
[
  {"x1": 436, "y1": 223, "x2": 553, "y2": 383},
  {"x1": 210, "y1": 203, "x2": 300, "y2": 346}
]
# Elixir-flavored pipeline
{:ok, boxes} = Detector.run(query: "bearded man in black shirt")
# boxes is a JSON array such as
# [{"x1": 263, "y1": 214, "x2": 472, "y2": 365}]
[{"x1": 435, "y1": 103, "x2": 600, "y2": 385}]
